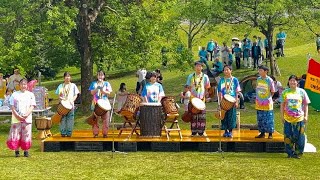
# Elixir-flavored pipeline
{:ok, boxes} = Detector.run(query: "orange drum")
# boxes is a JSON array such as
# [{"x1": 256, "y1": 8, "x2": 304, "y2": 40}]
[
  {"x1": 220, "y1": 94, "x2": 236, "y2": 111},
  {"x1": 35, "y1": 117, "x2": 51, "y2": 139},
  {"x1": 119, "y1": 94, "x2": 142, "y2": 118},
  {"x1": 161, "y1": 96, "x2": 179, "y2": 118},
  {"x1": 215, "y1": 94, "x2": 236, "y2": 120},
  {"x1": 94, "y1": 99, "x2": 111, "y2": 116},
  {"x1": 51, "y1": 100, "x2": 72, "y2": 124},
  {"x1": 86, "y1": 114, "x2": 97, "y2": 126},
  {"x1": 182, "y1": 111, "x2": 192, "y2": 123},
  {"x1": 189, "y1": 98, "x2": 206, "y2": 114}
]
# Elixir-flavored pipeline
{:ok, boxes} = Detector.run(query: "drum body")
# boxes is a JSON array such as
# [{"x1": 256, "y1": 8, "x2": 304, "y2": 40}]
[
  {"x1": 161, "y1": 96, "x2": 179, "y2": 116},
  {"x1": 139, "y1": 103, "x2": 163, "y2": 137},
  {"x1": 94, "y1": 99, "x2": 111, "y2": 116},
  {"x1": 190, "y1": 98, "x2": 206, "y2": 114},
  {"x1": 220, "y1": 94, "x2": 236, "y2": 111},
  {"x1": 120, "y1": 94, "x2": 142, "y2": 117},
  {"x1": 57, "y1": 100, "x2": 72, "y2": 116},
  {"x1": 86, "y1": 114, "x2": 97, "y2": 126},
  {"x1": 35, "y1": 117, "x2": 48, "y2": 130},
  {"x1": 182, "y1": 111, "x2": 192, "y2": 123}
]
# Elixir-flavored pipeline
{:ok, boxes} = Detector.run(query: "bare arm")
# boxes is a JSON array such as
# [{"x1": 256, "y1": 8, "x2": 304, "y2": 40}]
[
  {"x1": 22, "y1": 105, "x2": 35, "y2": 119},
  {"x1": 303, "y1": 104, "x2": 309, "y2": 123}
]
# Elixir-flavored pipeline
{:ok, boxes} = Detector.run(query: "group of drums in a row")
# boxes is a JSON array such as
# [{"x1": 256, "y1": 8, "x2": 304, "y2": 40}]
[{"x1": 35, "y1": 93, "x2": 237, "y2": 138}]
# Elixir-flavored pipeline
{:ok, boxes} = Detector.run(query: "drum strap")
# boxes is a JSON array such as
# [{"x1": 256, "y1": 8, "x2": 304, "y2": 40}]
[{"x1": 193, "y1": 73, "x2": 204, "y2": 91}]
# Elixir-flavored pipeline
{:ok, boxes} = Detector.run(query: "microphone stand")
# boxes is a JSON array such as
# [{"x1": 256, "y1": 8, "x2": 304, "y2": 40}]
[
  {"x1": 110, "y1": 93, "x2": 127, "y2": 158},
  {"x1": 216, "y1": 87, "x2": 224, "y2": 158}
]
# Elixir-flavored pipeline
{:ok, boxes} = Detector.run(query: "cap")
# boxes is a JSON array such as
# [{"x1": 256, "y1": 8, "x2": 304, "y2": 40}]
[{"x1": 258, "y1": 65, "x2": 269, "y2": 71}]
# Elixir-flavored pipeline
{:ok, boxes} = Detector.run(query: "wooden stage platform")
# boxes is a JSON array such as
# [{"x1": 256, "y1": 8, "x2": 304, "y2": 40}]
[{"x1": 42, "y1": 129, "x2": 285, "y2": 152}]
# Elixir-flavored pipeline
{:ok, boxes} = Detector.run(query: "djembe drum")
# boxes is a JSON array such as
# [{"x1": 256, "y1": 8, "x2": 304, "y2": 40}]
[
  {"x1": 51, "y1": 100, "x2": 72, "y2": 124},
  {"x1": 161, "y1": 96, "x2": 179, "y2": 119},
  {"x1": 215, "y1": 94, "x2": 236, "y2": 120},
  {"x1": 35, "y1": 117, "x2": 51, "y2": 139},
  {"x1": 86, "y1": 99, "x2": 111, "y2": 126},
  {"x1": 189, "y1": 97, "x2": 206, "y2": 114},
  {"x1": 139, "y1": 102, "x2": 163, "y2": 137},
  {"x1": 119, "y1": 94, "x2": 142, "y2": 121}
]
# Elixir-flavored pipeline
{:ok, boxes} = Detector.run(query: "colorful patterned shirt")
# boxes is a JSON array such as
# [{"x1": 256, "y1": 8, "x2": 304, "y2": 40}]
[
  {"x1": 279, "y1": 88, "x2": 311, "y2": 123},
  {"x1": 89, "y1": 81, "x2": 112, "y2": 110},
  {"x1": 141, "y1": 82, "x2": 165, "y2": 103},
  {"x1": 9, "y1": 91, "x2": 36, "y2": 124},
  {"x1": 217, "y1": 76, "x2": 241, "y2": 98},
  {"x1": 186, "y1": 72, "x2": 210, "y2": 100},
  {"x1": 55, "y1": 83, "x2": 80, "y2": 108},
  {"x1": 255, "y1": 76, "x2": 275, "y2": 110}
]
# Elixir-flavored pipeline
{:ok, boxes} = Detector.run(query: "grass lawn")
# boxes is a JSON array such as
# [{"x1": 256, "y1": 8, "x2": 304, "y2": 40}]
[{"x1": 1, "y1": 29, "x2": 320, "y2": 179}]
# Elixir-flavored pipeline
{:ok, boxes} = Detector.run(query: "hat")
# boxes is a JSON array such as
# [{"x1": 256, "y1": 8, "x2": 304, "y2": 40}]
[
  {"x1": 194, "y1": 61, "x2": 203, "y2": 66},
  {"x1": 184, "y1": 84, "x2": 189, "y2": 88}
]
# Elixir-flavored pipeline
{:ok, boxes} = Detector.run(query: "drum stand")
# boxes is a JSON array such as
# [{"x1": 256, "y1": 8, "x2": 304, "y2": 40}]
[
  {"x1": 109, "y1": 94, "x2": 127, "y2": 158},
  {"x1": 216, "y1": 87, "x2": 224, "y2": 158}
]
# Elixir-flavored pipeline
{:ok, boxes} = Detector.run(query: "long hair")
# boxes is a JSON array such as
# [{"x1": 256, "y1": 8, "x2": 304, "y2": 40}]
[{"x1": 119, "y1": 83, "x2": 126, "y2": 92}]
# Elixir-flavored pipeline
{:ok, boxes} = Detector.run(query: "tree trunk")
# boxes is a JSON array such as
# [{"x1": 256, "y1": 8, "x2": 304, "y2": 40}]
[
  {"x1": 78, "y1": 1, "x2": 93, "y2": 112},
  {"x1": 266, "y1": 29, "x2": 275, "y2": 76},
  {"x1": 187, "y1": 34, "x2": 193, "y2": 51}
]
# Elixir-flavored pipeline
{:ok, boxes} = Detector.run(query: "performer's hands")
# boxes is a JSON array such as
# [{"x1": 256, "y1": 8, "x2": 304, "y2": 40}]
[{"x1": 235, "y1": 102, "x2": 239, "y2": 108}]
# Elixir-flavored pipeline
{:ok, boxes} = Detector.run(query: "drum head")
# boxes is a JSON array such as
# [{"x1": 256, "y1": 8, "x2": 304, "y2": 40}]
[
  {"x1": 140, "y1": 102, "x2": 162, "y2": 106},
  {"x1": 224, "y1": 94, "x2": 236, "y2": 103},
  {"x1": 191, "y1": 98, "x2": 206, "y2": 110},
  {"x1": 97, "y1": 99, "x2": 111, "y2": 111},
  {"x1": 60, "y1": 100, "x2": 72, "y2": 110}
]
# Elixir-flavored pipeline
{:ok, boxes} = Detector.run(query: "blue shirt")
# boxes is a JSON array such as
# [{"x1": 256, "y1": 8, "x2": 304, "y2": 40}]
[
  {"x1": 233, "y1": 47, "x2": 242, "y2": 58},
  {"x1": 264, "y1": 39, "x2": 268, "y2": 47},
  {"x1": 199, "y1": 50, "x2": 207, "y2": 60},
  {"x1": 217, "y1": 77, "x2": 241, "y2": 98},
  {"x1": 276, "y1": 32, "x2": 286, "y2": 39},
  {"x1": 213, "y1": 61, "x2": 223, "y2": 72},
  {"x1": 207, "y1": 41, "x2": 215, "y2": 51},
  {"x1": 141, "y1": 82, "x2": 165, "y2": 103}
]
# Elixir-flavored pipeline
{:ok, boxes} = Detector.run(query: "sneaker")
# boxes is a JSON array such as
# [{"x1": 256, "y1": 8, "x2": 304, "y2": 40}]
[
  {"x1": 66, "y1": 134, "x2": 72, "y2": 137},
  {"x1": 103, "y1": 134, "x2": 107, "y2": 138},
  {"x1": 93, "y1": 134, "x2": 98, "y2": 138},
  {"x1": 255, "y1": 133, "x2": 265, "y2": 138},
  {"x1": 191, "y1": 132, "x2": 197, "y2": 136},
  {"x1": 24, "y1": 151, "x2": 29, "y2": 157},
  {"x1": 291, "y1": 154, "x2": 300, "y2": 159},
  {"x1": 228, "y1": 132, "x2": 233, "y2": 138},
  {"x1": 61, "y1": 134, "x2": 66, "y2": 137},
  {"x1": 268, "y1": 133, "x2": 273, "y2": 139},
  {"x1": 198, "y1": 132, "x2": 204, "y2": 136},
  {"x1": 223, "y1": 131, "x2": 228, "y2": 137},
  {"x1": 15, "y1": 151, "x2": 20, "y2": 157}
]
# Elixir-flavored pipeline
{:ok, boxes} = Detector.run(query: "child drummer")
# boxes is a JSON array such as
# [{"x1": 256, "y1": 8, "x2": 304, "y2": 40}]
[
  {"x1": 186, "y1": 61, "x2": 210, "y2": 136},
  {"x1": 217, "y1": 65, "x2": 241, "y2": 138},
  {"x1": 89, "y1": 70, "x2": 112, "y2": 138},
  {"x1": 55, "y1": 72, "x2": 79, "y2": 137}
]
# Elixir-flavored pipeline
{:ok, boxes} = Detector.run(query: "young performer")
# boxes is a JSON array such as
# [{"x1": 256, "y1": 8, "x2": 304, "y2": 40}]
[
  {"x1": 7, "y1": 79, "x2": 36, "y2": 157},
  {"x1": 116, "y1": 82, "x2": 128, "y2": 113},
  {"x1": 280, "y1": 75, "x2": 310, "y2": 159},
  {"x1": 55, "y1": 72, "x2": 80, "y2": 137},
  {"x1": 89, "y1": 70, "x2": 112, "y2": 138},
  {"x1": 141, "y1": 71, "x2": 165, "y2": 103},
  {"x1": 255, "y1": 66, "x2": 275, "y2": 139},
  {"x1": 217, "y1": 65, "x2": 241, "y2": 137},
  {"x1": 186, "y1": 61, "x2": 210, "y2": 136}
]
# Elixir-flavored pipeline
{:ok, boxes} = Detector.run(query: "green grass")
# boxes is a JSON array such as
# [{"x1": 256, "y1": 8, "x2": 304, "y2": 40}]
[{"x1": 1, "y1": 27, "x2": 320, "y2": 179}]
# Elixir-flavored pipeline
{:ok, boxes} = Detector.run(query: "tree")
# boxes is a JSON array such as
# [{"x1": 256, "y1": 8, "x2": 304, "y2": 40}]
[
  {"x1": 292, "y1": 0, "x2": 320, "y2": 36},
  {"x1": 217, "y1": 0, "x2": 299, "y2": 76},
  {"x1": 177, "y1": 0, "x2": 213, "y2": 50}
]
